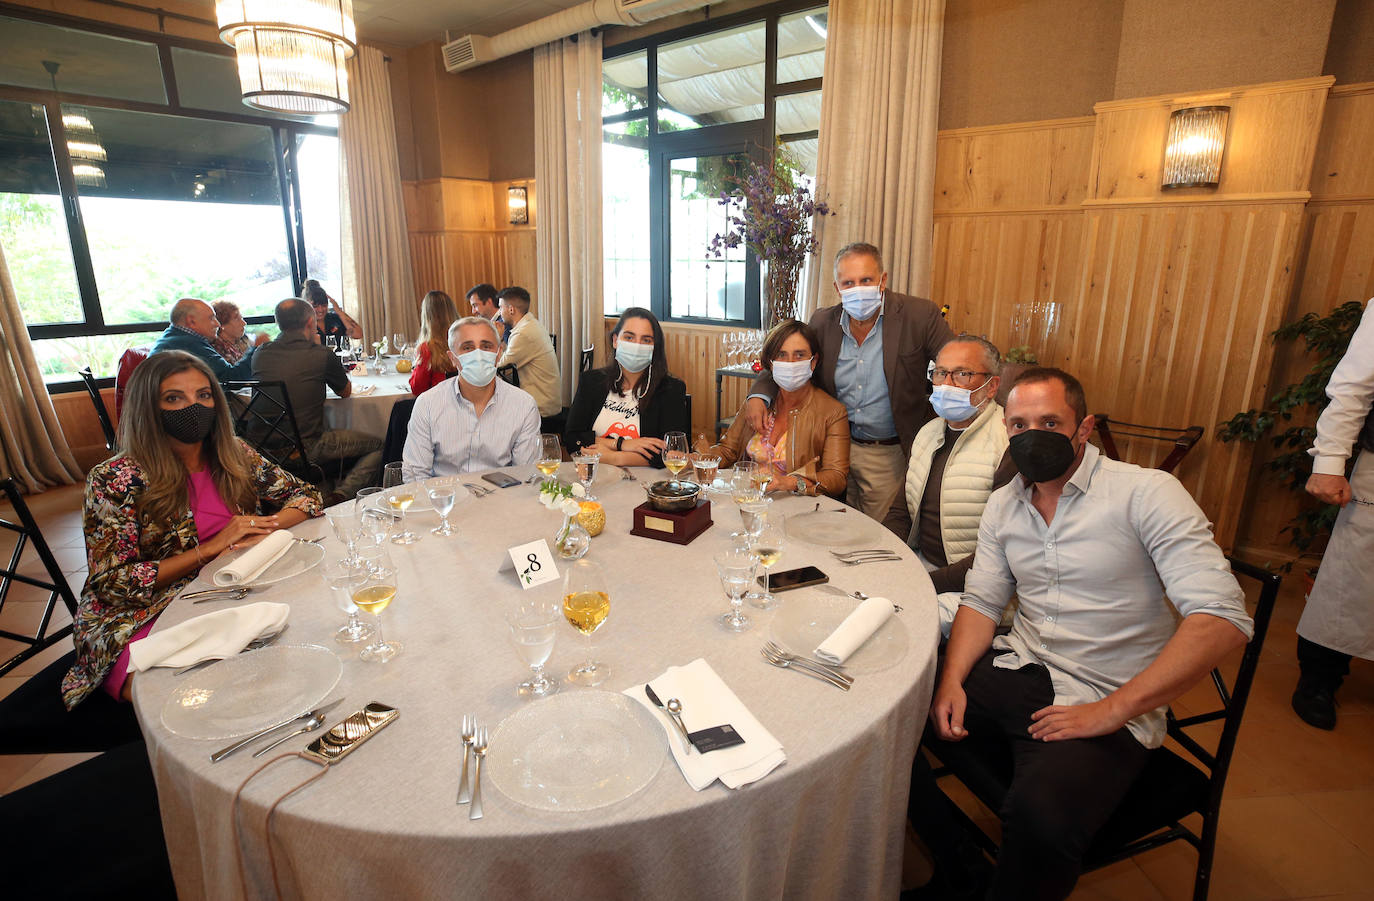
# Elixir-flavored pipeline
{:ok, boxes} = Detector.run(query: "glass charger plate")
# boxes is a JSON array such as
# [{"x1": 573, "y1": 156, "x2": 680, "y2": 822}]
[
  {"x1": 769, "y1": 594, "x2": 909, "y2": 674},
  {"x1": 199, "y1": 539, "x2": 325, "y2": 588},
  {"x1": 555, "y1": 461, "x2": 623, "y2": 485},
  {"x1": 487, "y1": 690, "x2": 666, "y2": 813},
  {"x1": 160, "y1": 644, "x2": 342, "y2": 740},
  {"x1": 785, "y1": 510, "x2": 884, "y2": 549}
]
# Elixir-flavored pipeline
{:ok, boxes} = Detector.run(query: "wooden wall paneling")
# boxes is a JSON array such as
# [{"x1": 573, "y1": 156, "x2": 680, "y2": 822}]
[
  {"x1": 934, "y1": 117, "x2": 1094, "y2": 213},
  {"x1": 1308, "y1": 84, "x2": 1374, "y2": 199}
]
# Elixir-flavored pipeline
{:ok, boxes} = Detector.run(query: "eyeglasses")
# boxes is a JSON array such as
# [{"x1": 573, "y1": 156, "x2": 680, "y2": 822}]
[{"x1": 928, "y1": 366, "x2": 992, "y2": 388}]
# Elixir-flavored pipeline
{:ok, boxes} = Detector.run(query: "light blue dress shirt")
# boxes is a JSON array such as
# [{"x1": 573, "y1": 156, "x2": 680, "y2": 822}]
[
  {"x1": 402, "y1": 377, "x2": 540, "y2": 481},
  {"x1": 835, "y1": 306, "x2": 897, "y2": 440}
]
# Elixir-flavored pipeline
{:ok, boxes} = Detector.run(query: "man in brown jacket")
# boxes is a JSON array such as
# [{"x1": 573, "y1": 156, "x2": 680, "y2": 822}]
[{"x1": 744, "y1": 242, "x2": 953, "y2": 518}]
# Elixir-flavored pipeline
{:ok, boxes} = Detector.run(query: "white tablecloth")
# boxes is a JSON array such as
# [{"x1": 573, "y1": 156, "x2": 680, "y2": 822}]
[
  {"x1": 132, "y1": 472, "x2": 939, "y2": 901},
  {"x1": 322, "y1": 368, "x2": 413, "y2": 439}
]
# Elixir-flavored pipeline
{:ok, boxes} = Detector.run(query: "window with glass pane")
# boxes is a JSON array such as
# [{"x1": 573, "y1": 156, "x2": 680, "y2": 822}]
[
  {"x1": 0, "y1": 100, "x2": 83, "y2": 327},
  {"x1": 656, "y1": 22, "x2": 765, "y2": 133},
  {"x1": 295, "y1": 133, "x2": 342, "y2": 293},
  {"x1": 31, "y1": 330, "x2": 165, "y2": 383},
  {"x1": 668, "y1": 152, "x2": 749, "y2": 320},
  {"x1": 68, "y1": 106, "x2": 293, "y2": 325},
  {"x1": 776, "y1": 8, "x2": 827, "y2": 83},
  {"x1": 603, "y1": 121, "x2": 650, "y2": 314},
  {"x1": 171, "y1": 47, "x2": 337, "y2": 126},
  {"x1": 0, "y1": 15, "x2": 166, "y2": 103},
  {"x1": 603, "y1": 50, "x2": 648, "y2": 118}
]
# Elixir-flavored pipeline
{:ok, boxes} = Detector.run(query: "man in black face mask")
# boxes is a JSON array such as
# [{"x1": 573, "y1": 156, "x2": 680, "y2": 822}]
[{"x1": 909, "y1": 367, "x2": 1254, "y2": 901}]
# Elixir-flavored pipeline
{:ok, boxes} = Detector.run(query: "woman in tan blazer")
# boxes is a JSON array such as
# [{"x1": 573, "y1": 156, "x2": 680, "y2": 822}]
[{"x1": 712, "y1": 319, "x2": 850, "y2": 497}]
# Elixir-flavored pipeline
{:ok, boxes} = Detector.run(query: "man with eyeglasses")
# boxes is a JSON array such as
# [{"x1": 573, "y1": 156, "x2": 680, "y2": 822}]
[
  {"x1": 743, "y1": 242, "x2": 953, "y2": 519},
  {"x1": 883, "y1": 335, "x2": 1016, "y2": 638}
]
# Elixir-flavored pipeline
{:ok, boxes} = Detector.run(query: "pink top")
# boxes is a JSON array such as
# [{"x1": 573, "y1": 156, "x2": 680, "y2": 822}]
[{"x1": 100, "y1": 472, "x2": 235, "y2": 700}]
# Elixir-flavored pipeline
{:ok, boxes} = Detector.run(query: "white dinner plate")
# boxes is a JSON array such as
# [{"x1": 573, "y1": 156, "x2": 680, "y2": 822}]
[
  {"x1": 769, "y1": 594, "x2": 910, "y2": 674},
  {"x1": 486, "y1": 690, "x2": 666, "y2": 813},
  {"x1": 160, "y1": 644, "x2": 342, "y2": 740},
  {"x1": 785, "y1": 509, "x2": 884, "y2": 549},
  {"x1": 199, "y1": 539, "x2": 325, "y2": 588}
]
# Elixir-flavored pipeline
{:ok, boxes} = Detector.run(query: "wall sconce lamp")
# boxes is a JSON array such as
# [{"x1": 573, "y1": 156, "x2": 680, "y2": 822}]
[
  {"x1": 508, "y1": 185, "x2": 529, "y2": 225},
  {"x1": 1162, "y1": 105, "x2": 1230, "y2": 190}
]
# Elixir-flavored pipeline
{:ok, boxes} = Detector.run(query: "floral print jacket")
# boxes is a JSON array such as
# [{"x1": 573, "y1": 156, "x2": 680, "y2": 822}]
[{"x1": 61, "y1": 441, "x2": 323, "y2": 709}]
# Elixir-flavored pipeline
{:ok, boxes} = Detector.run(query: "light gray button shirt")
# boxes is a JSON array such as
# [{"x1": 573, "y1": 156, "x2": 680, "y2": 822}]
[
  {"x1": 402, "y1": 377, "x2": 540, "y2": 481},
  {"x1": 960, "y1": 442, "x2": 1253, "y2": 748}
]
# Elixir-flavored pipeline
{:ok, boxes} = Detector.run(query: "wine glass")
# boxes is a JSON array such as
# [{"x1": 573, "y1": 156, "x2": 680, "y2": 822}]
[
  {"x1": 382, "y1": 462, "x2": 421, "y2": 545},
  {"x1": 348, "y1": 551, "x2": 402, "y2": 662},
  {"x1": 731, "y1": 461, "x2": 761, "y2": 505},
  {"x1": 751, "y1": 458, "x2": 774, "y2": 495},
  {"x1": 537, "y1": 434, "x2": 563, "y2": 485},
  {"x1": 572, "y1": 448, "x2": 600, "y2": 502},
  {"x1": 326, "y1": 335, "x2": 339, "y2": 353},
  {"x1": 427, "y1": 477, "x2": 457, "y2": 536},
  {"x1": 690, "y1": 450, "x2": 720, "y2": 488},
  {"x1": 562, "y1": 558, "x2": 610, "y2": 686},
  {"x1": 715, "y1": 548, "x2": 757, "y2": 632},
  {"x1": 356, "y1": 487, "x2": 395, "y2": 551},
  {"x1": 722, "y1": 332, "x2": 737, "y2": 366},
  {"x1": 663, "y1": 431, "x2": 689, "y2": 479},
  {"x1": 507, "y1": 595, "x2": 560, "y2": 698},
  {"x1": 746, "y1": 521, "x2": 784, "y2": 610},
  {"x1": 324, "y1": 500, "x2": 362, "y2": 566},
  {"x1": 320, "y1": 556, "x2": 375, "y2": 644},
  {"x1": 391, "y1": 333, "x2": 405, "y2": 356},
  {"x1": 739, "y1": 497, "x2": 771, "y2": 541}
]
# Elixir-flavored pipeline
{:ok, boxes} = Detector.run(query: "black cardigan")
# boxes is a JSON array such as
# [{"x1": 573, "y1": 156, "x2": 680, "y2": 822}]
[{"x1": 564, "y1": 368, "x2": 689, "y2": 468}]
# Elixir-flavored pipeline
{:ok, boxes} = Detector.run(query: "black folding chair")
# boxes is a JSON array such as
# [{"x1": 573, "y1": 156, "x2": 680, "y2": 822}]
[
  {"x1": 0, "y1": 479, "x2": 78, "y2": 678},
  {"x1": 221, "y1": 380, "x2": 324, "y2": 485},
  {"x1": 922, "y1": 555, "x2": 1280, "y2": 901},
  {"x1": 1094, "y1": 414, "x2": 1204, "y2": 474},
  {"x1": 382, "y1": 398, "x2": 417, "y2": 467},
  {"x1": 77, "y1": 366, "x2": 117, "y2": 454},
  {"x1": 497, "y1": 363, "x2": 520, "y2": 387}
]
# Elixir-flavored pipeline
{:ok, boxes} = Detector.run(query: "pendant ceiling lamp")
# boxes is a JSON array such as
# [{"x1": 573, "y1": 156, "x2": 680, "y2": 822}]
[{"x1": 216, "y1": 1, "x2": 357, "y2": 114}]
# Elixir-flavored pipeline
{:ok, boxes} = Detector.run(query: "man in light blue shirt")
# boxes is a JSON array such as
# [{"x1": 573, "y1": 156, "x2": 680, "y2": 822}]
[{"x1": 402, "y1": 317, "x2": 540, "y2": 480}]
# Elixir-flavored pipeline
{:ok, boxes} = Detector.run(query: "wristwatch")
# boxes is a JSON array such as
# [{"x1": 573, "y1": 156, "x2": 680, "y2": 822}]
[
  {"x1": 793, "y1": 476, "x2": 810, "y2": 497},
  {"x1": 616, "y1": 436, "x2": 625, "y2": 452}
]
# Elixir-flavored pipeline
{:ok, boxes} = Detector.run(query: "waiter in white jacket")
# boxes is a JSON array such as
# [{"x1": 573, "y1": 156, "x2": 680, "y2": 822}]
[{"x1": 1294, "y1": 298, "x2": 1374, "y2": 730}]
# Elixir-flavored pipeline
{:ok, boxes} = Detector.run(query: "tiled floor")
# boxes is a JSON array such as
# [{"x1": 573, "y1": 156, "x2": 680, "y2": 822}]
[{"x1": 3, "y1": 483, "x2": 1372, "y2": 898}]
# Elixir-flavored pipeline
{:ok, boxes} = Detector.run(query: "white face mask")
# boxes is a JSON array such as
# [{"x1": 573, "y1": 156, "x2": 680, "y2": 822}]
[
  {"x1": 772, "y1": 358, "x2": 814, "y2": 392},
  {"x1": 839, "y1": 285, "x2": 883, "y2": 320},
  {"x1": 456, "y1": 349, "x2": 497, "y2": 387},
  {"x1": 615, "y1": 340, "x2": 654, "y2": 373}
]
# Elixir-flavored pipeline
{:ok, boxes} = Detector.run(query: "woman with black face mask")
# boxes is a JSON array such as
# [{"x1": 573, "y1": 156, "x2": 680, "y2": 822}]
[{"x1": 60, "y1": 351, "x2": 323, "y2": 708}]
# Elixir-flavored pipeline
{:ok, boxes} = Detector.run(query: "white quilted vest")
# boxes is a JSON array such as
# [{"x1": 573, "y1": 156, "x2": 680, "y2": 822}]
[{"x1": 903, "y1": 401, "x2": 1009, "y2": 558}]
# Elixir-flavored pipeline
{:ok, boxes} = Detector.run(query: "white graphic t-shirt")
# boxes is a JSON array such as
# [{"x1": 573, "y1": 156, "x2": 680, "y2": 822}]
[{"x1": 592, "y1": 390, "x2": 641, "y2": 441}]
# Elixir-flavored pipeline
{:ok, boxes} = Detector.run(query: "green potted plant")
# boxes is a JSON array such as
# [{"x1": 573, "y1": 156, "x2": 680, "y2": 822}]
[{"x1": 1218, "y1": 300, "x2": 1365, "y2": 572}]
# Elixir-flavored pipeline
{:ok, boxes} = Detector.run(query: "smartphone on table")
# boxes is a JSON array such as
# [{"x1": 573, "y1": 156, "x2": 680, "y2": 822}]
[{"x1": 759, "y1": 565, "x2": 828, "y2": 591}]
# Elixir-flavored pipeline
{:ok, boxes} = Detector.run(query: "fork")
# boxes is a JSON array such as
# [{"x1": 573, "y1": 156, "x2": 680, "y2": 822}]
[
  {"x1": 761, "y1": 648, "x2": 850, "y2": 690},
  {"x1": 469, "y1": 727, "x2": 489, "y2": 820},
  {"x1": 173, "y1": 624, "x2": 289, "y2": 675},
  {"x1": 457, "y1": 715, "x2": 475, "y2": 804},
  {"x1": 462, "y1": 482, "x2": 492, "y2": 498},
  {"x1": 829, "y1": 548, "x2": 892, "y2": 559},
  {"x1": 838, "y1": 555, "x2": 901, "y2": 566},
  {"x1": 764, "y1": 640, "x2": 854, "y2": 685}
]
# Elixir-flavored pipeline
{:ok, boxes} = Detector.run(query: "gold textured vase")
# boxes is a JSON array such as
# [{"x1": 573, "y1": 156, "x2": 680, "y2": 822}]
[{"x1": 577, "y1": 501, "x2": 605, "y2": 537}]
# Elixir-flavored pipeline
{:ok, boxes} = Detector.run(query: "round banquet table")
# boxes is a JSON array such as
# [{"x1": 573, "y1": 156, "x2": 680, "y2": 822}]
[
  {"x1": 322, "y1": 366, "x2": 413, "y2": 439},
  {"x1": 132, "y1": 468, "x2": 940, "y2": 901}
]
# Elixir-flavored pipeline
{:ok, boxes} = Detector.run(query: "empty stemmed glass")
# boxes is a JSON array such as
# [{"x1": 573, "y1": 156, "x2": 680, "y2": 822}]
[
  {"x1": 663, "y1": 431, "x2": 690, "y2": 479},
  {"x1": 391, "y1": 333, "x2": 405, "y2": 356},
  {"x1": 572, "y1": 448, "x2": 600, "y2": 502},
  {"x1": 356, "y1": 487, "x2": 395, "y2": 554},
  {"x1": 507, "y1": 595, "x2": 560, "y2": 698},
  {"x1": 324, "y1": 500, "x2": 362, "y2": 566},
  {"x1": 715, "y1": 548, "x2": 758, "y2": 632},
  {"x1": 320, "y1": 555, "x2": 375, "y2": 644},
  {"x1": 427, "y1": 478, "x2": 457, "y2": 536},
  {"x1": 562, "y1": 558, "x2": 610, "y2": 686},
  {"x1": 348, "y1": 550, "x2": 402, "y2": 662},
  {"x1": 739, "y1": 496, "x2": 771, "y2": 542},
  {"x1": 537, "y1": 434, "x2": 563, "y2": 485}
]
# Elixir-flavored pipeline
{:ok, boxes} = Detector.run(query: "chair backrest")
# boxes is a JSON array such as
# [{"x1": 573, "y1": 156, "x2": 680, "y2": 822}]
[
  {"x1": 78, "y1": 366, "x2": 117, "y2": 454},
  {"x1": 684, "y1": 392, "x2": 693, "y2": 435},
  {"x1": 1094, "y1": 414, "x2": 1204, "y2": 474},
  {"x1": 220, "y1": 380, "x2": 321, "y2": 483},
  {"x1": 497, "y1": 363, "x2": 520, "y2": 387},
  {"x1": 114, "y1": 347, "x2": 150, "y2": 419},
  {"x1": 0, "y1": 479, "x2": 79, "y2": 677},
  {"x1": 382, "y1": 398, "x2": 417, "y2": 467},
  {"x1": 548, "y1": 332, "x2": 557, "y2": 353},
  {"x1": 580, "y1": 345, "x2": 594, "y2": 373}
]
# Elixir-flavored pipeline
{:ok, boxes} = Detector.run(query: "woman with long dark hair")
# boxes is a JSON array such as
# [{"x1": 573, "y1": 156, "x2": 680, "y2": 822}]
[
  {"x1": 61, "y1": 351, "x2": 323, "y2": 707},
  {"x1": 564, "y1": 307, "x2": 688, "y2": 468},
  {"x1": 410, "y1": 289, "x2": 459, "y2": 396}
]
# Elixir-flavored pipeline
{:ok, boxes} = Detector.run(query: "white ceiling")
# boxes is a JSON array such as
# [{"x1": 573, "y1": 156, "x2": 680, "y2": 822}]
[{"x1": 351, "y1": 0, "x2": 592, "y2": 47}]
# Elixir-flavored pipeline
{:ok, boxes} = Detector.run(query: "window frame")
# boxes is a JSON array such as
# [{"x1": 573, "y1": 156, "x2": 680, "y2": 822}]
[
  {"x1": 0, "y1": 2, "x2": 339, "y2": 389},
  {"x1": 602, "y1": 0, "x2": 825, "y2": 327}
]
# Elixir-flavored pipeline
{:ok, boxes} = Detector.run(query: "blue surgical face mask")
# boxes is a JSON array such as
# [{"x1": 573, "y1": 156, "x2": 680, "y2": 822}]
[
  {"x1": 839, "y1": 285, "x2": 883, "y2": 320},
  {"x1": 457, "y1": 349, "x2": 498, "y2": 387},
  {"x1": 929, "y1": 382, "x2": 989, "y2": 424},
  {"x1": 615, "y1": 340, "x2": 655, "y2": 373},
  {"x1": 772, "y1": 358, "x2": 814, "y2": 392}
]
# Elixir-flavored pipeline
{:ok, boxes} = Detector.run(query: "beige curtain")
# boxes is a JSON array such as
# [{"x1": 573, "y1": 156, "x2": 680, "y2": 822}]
[
  {"x1": 0, "y1": 240, "x2": 80, "y2": 491},
  {"x1": 340, "y1": 45, "x2": 415, "y2": 348},
  {"x1": 534, "y1": 32, "x2": 604, "y2": 404},
  {"x1": 803, "y1": 0, "x2": 945, "y2": 317}
]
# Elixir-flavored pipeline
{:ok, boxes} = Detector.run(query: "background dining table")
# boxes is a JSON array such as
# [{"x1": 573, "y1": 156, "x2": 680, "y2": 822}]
[
  {"x1": 131, "y1": 468, "x2": 940, "y2": 900},
  {"x1": 322, "y1": 365, "x2": 413, "y2": 439}
]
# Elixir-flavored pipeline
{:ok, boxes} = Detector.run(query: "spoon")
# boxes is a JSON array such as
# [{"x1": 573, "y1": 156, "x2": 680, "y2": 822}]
[
  {"x1": 665, "y1": 698, "x2": 694, "y2": 755},
  {"x1": 252, "y1": 713, "x2": 327, "y2": 757}
]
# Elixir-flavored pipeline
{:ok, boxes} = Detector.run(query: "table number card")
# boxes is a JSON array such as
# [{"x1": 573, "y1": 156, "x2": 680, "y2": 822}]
[{"x1": 499, "y1": 539, "x2": 560, "y2": 589}]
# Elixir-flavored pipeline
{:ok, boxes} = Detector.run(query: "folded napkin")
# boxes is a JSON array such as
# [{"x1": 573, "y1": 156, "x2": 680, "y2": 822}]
[
  {"x1": 212, "y1": 529, "x2": 295, "y2": 586},
  {"x1": 815, "y1": 596, "x2": 894, "y2": 665},
  {"x1": 624, "y1": 658, "x2": 785, "y2": 791},
  {"x1": 353, "y1": 384, "x2": 377, "y2": 396},
  {"x1": 128, "y1": 601, "x2": 289, "y2": 672}
]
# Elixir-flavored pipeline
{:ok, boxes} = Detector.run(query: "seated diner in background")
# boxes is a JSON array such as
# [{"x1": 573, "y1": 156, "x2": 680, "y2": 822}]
[
  {"x1": 564, "y1": 306, "x2": 689, "y2": 468},
  {"x1": 60, "y1": 350, "x2": 323, "y2": 708},
  {"x1": 402, "y1": 316, "x2": 540, "y2": 480},
  {"x1": 467, "y1": 282, "x2": 507, "y2": 345},
  {"x1": 209, "y1": 299, "x2": 268, "y2": 365},
  {"x1": 150, "y1": 297, "x2": 258, "y2": 381},
  {"x1": 709, "y1": 319, "x2": 849, "y2": 497},
  {"x1": 303, "y1": 279, "x2": 362, "y2": 343},
  {"x1": 497, "y1": 285, "x2": 561, "y2": 419},
  {"x1": 410, "y1": 289, "x2": 459, "y2": 396}
]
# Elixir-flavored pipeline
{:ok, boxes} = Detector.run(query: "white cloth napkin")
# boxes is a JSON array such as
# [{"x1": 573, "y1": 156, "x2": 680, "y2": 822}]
[
  {"x1": 212, "y1": 530, "x2": 294, "y2": 586},
  {"x1": 624, "y1": 658, "x2": 785, "y2": 791},
  {"x1": 815, "y1": 596, "x2": 894, "y2": 664},
  {"x1": 128, "y1": 602, "x2": 289, "y2": 672},
  {"x1": 353, "y1": 384, "x2": 377, "y2": 396}
]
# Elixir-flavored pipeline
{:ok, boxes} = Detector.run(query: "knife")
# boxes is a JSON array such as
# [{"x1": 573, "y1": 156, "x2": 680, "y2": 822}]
[
  {"x1": 210, "y1": 697, "x2": 344, "y2": 763},
  {"x1": 644, "y1": 684, "x2": 693, "y2": 754}
]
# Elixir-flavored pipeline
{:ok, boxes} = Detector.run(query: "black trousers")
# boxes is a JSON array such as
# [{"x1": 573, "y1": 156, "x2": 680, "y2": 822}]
[
  {"x1": 1297, "y1": 635, "x2": 1351, "y2": 689},
  {"x1": 0, "y1": 650, "x2": 142, "y2": 755},
  {"x1": 917, "y1": 650, "x2": 1150, "y2": 901}
]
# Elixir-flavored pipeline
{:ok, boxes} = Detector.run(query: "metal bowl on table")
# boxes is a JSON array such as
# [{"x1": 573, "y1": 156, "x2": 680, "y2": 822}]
[{"x1": 644, "y1": 480, "x2": 700, "y2": 513}]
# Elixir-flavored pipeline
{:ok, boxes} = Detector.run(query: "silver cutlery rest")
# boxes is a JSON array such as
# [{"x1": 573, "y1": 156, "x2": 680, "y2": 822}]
[{"x1": 301, "y1": 702, "x2": 398, "y2": 764}]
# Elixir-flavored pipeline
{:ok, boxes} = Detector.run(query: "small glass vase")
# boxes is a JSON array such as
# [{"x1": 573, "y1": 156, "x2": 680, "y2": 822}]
[{"x1": 554, "y1": 514, "x2": 591, "y2": 560}]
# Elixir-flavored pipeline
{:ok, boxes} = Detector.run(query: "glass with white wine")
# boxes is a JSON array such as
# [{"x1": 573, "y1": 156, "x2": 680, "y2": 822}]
[
  {"x1": 348, "y1": 551, "x2": 402, "y2": 662},
  {"x1": 751, "y1": 457, "x2": 775, "y2": 495},
  {"x1": 537, "y1": 433, "x2": 563, "y2": 486},
  {"x1": 507, "y1": 595, "x2": 560, "y2": 698},
  {"x1": 746, "y1": 521, "x2": 784, "y2": 610},
  {"x1": 663, "y1": 431, "x2": 690, "y2": 478},
  {"x1": 384, "y1": 487, "x2": 422, "y2": 545},
  {"x1": 562, "y1": 558, "x2": 611, "y2": 686},
  {"x1": 427, "y1": 478, "x2": 457, "y2": 536}
]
